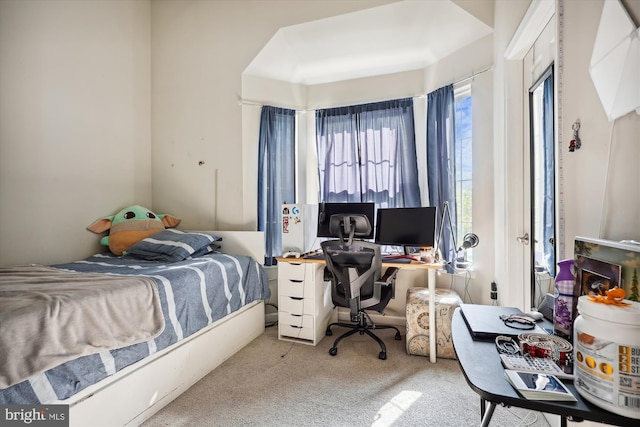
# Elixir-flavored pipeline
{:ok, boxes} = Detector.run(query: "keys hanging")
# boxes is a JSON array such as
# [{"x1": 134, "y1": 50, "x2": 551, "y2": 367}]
[{"x1": 569, "y1": 119, "x2": 581, "y2": 152}]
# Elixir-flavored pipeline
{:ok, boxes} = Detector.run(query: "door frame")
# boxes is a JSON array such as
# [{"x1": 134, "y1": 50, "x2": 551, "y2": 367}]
[{"x1": 501, "y1": 0, "x2": 557, "y2": 310}]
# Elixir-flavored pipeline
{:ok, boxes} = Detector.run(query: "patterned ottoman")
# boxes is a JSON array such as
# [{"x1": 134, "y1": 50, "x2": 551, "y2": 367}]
[{"x1": 406, "y1": 287, "x2": 463, "y2": 359}]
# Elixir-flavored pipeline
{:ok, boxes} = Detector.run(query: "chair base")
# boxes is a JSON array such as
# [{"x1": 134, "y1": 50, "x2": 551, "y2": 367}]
[{"x1": 326, "y1": 314, "x2": 401, "y2": 360}]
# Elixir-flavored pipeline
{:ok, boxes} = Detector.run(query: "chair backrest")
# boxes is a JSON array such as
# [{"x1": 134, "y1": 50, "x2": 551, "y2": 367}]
[
  {"x1": 321, "y1": 213, "x2": 394, "y2": 317},
  {"x1": 328, "y1": 213, "x2": 372, "y2": 246},
  {"x1": 321, "y1": 239, "x2": 388, "y2": 315}
]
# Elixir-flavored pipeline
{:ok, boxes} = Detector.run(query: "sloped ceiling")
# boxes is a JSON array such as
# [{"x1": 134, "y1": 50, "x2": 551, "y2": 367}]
[{"x1": 244, "y1": 0, "x2": 494, "y2": 85}]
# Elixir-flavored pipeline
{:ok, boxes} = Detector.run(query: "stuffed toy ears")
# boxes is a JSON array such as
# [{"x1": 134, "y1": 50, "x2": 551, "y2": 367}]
[
  {"x1": 160, "y1": 214, "x2": 181, "y2": 228},
  {"x1": 86, "y1": 206, "x2": 182, "y2": 256},
  {"x1": 87, "y1": 217, "x2": 113, "y2": 234},
  {"x1": 87, "y1": 212, "x2": 181, "y2": 234}
]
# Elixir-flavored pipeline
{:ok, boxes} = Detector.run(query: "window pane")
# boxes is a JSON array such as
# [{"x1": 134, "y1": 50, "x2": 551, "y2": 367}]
[
  {"x1": 454, "y1": 90, "x2": 472, "y2": 260},
  {"x1": 455, "y1": 96, "x2": 472, "y2": 140}
]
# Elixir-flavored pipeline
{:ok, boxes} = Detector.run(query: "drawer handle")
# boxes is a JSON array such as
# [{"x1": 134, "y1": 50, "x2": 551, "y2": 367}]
[
  {"x1": 288, "y1": 297, "x2": 303, "y2": 301},
  {"x1": 290, "y1": 325, "x2": 302, "y2": 329},
  {"x1": 288, "y1": 279, "x2": 303, "y2": 283}
]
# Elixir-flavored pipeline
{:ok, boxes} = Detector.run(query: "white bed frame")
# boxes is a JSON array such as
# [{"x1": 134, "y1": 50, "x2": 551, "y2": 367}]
[{"x1": 60, "y1": 231, "x2": 266, "y2": 427}]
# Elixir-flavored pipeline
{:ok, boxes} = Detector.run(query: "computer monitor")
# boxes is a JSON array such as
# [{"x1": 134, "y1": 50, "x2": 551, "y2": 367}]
[
  {"x1": 317, "y1": 202, "x2": 375, "y2": 239},
  {"x1": 374, "y1": 207, "x2": 437, "y2": 255}
]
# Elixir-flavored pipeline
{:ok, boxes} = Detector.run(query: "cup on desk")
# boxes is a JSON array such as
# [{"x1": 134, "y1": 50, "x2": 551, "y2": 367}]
[{"x1": 419, "y1": 247, "x2": 434, "y2": 263}]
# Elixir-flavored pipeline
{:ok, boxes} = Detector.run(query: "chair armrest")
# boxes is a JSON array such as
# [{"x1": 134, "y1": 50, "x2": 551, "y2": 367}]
[{"x1": 380, "y1": 266, "x2": 399, "y2": 284}]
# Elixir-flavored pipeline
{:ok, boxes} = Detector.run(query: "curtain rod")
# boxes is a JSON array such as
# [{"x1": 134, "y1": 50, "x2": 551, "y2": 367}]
[
  {"x1": 454, "y1": 65, "x2": 494, "y2": 86},
  {"x1": 239, "y1": 65, "x2": 495, "y2": 109},
  {"x1": 415, "y1": 65, "x2": 495, "y2": 100}
]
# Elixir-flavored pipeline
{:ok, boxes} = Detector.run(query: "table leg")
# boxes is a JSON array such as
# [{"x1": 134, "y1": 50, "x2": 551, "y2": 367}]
[
  {"x1": 428, "y1": 268, "x2": 436, "y2": 363},
  {"x1": 481, "y1": 401, "x2": 496, "y2": 427}
]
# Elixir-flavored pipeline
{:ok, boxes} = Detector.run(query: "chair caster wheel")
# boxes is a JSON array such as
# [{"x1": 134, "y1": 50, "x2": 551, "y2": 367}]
[
  {"x1": 378, "y1": 351, "x2": 387, "y2": 360},
  {"x1": 394, "y1": 332, "x2": 401, "y2": 340},
  {"x1": 329, "y1": 347, "x2": 338, "y2": 356},
  {"x1": 326, "y1": 329, "x2": 333, "y2": 336}
]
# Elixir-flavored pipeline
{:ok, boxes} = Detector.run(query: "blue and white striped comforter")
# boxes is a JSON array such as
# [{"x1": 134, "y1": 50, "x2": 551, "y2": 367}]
[{"x1": 0, "y1": 252, "x2": 270, "y2": 404}]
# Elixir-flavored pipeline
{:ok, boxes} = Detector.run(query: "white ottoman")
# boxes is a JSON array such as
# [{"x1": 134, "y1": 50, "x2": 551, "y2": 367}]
[{"x1": 406, "y1": 287, "x2": 463, "y2": 359}]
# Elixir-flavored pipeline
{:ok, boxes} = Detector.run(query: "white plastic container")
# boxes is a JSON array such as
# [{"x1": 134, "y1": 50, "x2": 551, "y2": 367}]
[{"x1": 573, "y1": 295, "x2": 640, "y2": 419}]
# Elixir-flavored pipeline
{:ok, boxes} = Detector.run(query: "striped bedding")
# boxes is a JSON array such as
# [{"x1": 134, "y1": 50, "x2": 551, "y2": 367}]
[{"x1": 0, "y1": 252, "x2": 270, "y2": 404}]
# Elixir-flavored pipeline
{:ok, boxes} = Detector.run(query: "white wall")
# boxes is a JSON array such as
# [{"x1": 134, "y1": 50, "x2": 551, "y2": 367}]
[
  {"x1": 0, "y1": 0, "x2": 151, "y2": 266},
  {"x1": 150, "y1": 0, "x2": 395, "y2": 231},
  {"x1": 492, "y1": 0, "x2": 532, "y2": 308},
  {"x1": 562, "y1": 0, "x2": 640, "y2": 248}
]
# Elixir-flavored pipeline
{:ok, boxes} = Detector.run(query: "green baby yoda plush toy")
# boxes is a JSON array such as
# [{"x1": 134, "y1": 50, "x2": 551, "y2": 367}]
[{"x1": 87, "y1": 205, "x2": 181, "y2": 256}]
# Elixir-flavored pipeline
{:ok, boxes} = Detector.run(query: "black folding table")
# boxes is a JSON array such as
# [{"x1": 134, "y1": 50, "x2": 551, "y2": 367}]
[{"x1": 451, "y1": 308, "x2": 637, "y2": 427}]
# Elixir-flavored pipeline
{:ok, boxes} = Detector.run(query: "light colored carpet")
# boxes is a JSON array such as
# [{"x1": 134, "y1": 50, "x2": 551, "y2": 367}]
[{"x1": 142, "y1": 324, "x2": 551, "y2": 427}]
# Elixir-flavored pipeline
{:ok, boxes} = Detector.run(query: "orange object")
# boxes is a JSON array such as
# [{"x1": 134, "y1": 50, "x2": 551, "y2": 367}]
[
  {"x1": 587, "y1": 287, "x2": 630, "y2": 306},
  {"x1": 578, "y1": 332, "x2": 595, "y2": 345}
]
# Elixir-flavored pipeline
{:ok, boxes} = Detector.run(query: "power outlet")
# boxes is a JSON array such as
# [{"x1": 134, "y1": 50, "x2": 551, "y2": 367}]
[{"x1": 490, "y1": 281, "x2": 498, "y2": 300}]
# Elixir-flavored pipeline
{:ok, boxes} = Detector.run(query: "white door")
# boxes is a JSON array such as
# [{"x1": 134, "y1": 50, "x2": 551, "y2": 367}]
[
  {"x1": 521, "y1": 16, "x2": 557, "y2": 312},
  {"x1": 504, "y1": 2, "x2": 557, "y2": 311}
]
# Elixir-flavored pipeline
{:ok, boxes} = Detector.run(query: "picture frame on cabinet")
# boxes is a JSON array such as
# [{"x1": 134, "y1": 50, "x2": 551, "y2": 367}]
[
  {"x1": 575, "y1": 254, "x2": 621, "y2": 297},
  {"x1": 574, "y1": 236, "x2": 640, "y2": 303}
]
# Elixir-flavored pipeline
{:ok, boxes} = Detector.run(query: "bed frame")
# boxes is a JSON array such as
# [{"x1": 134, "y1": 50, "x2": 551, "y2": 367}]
[{"x1": 60, "y1": 231, "x2": 266, "y2": 427}]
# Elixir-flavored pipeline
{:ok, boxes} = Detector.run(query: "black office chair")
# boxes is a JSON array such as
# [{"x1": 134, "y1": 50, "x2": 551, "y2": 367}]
[{"x1": 321, "y1": 213, "x2": 401, "y2": 360}]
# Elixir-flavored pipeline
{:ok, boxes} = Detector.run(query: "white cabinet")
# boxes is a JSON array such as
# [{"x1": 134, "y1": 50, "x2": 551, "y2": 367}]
[{"x1": 277, "y1": 260, "x2": 335, "y2": 345}]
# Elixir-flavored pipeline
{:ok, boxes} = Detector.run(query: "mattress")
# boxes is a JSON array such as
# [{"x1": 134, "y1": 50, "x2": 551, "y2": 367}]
[{"x1": 0, "y1": 252, "x2": 270, "y2": 404}]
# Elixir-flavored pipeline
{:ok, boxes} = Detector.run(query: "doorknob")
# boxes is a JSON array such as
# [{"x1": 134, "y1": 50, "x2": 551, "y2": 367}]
[{"x1": 517, "y1": 233, "x2": 530, "y2": 245}]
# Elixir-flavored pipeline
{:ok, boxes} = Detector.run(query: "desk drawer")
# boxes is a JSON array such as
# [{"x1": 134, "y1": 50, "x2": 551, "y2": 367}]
[
  {"x1": 278, "y1": 261, "x2": 306, "y2": 281},
  {"x1": 278, "y1": 311, "x2": 313, "y2": 328},
  {"x1": 279, "y1": 324, "x2": 314, "y2": 341},
  {"x1": 279, "y1": 295, "x2": 313, "y2": 315},
  {"x1": 278, "y1": 276, "x2": 312, "y2": 298},
  {"x1": 279, "y1": 313, "x2": 314, "y2": 341}
]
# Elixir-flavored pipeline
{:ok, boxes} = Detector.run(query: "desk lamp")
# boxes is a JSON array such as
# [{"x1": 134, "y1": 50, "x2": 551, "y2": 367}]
[
  {"x1": 434, "y1": 201, "x2": 456, "y2": 269},
  {"x1": 455, "y1": 233, "x2": 479, "y2": 270},
  {"x1": 434, "y1": 201, "x2": 479, "y2": 270}
]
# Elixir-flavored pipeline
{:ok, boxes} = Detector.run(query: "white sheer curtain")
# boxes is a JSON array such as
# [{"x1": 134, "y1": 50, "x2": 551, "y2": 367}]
[{"x1": 315, "y1": 98, "x2": 421, "y2": 208}]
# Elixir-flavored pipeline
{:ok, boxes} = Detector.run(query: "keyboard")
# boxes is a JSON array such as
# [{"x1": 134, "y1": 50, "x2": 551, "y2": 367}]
[
  {"x1": 382, "y1": 256, "x2": 413, "y2": 264},
  {"x1": 305, "y1": 253, "x2": 415, "y2": 263},
  {"x1": 500, "y1": 354, "x2": 573, "y2": 380}
]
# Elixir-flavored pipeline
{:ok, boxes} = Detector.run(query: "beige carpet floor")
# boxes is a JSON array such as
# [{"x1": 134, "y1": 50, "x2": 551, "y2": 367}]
[{"x1": 142, "y1": 324, "x2": 551, "y2": 427}]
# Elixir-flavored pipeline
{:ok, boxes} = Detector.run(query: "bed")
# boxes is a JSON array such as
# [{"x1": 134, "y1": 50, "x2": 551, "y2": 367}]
[{"x1": 0, "y1": 230, "x2": 269, "y2": 426}]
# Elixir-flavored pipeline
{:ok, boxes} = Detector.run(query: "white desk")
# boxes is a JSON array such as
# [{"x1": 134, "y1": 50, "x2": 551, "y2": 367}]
[{"x1": 277, "y1": 256, "x2": 442, "y2": 362}]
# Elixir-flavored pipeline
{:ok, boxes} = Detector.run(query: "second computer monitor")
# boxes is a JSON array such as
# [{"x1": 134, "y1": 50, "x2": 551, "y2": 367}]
[
  {"x1": 317, "y1": 202, "x2": 375, "y2": 239},
  {"x1": 374, "y1": 207, "x2": 437, "y2": 254}
]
